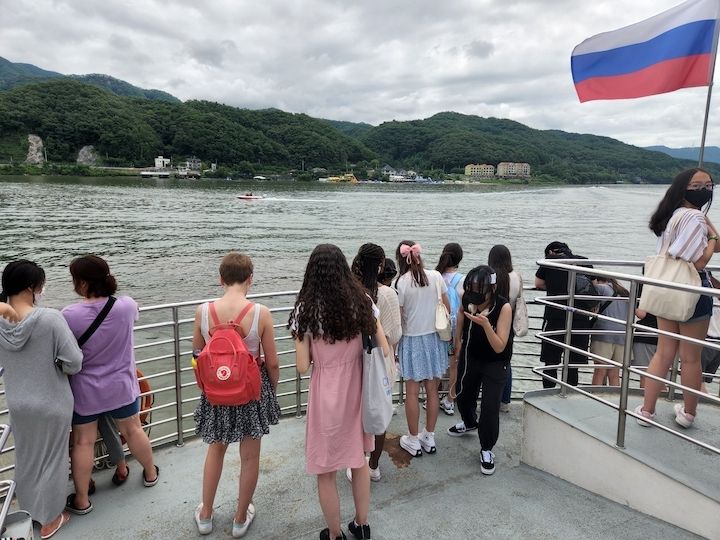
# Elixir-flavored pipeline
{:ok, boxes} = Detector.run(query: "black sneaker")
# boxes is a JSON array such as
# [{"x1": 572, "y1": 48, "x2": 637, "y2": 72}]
[
  {"x1": 320, "y1": 528, "x2": 347, "y2": 540},
  {"x1": 447, "y1": 421, "x2": 477, "y2": 437},
  {"x1": 480, "y1": 450, "x2": 495, "y2": 475},
  {"x1": 348, "y1": 520, "x2": 372, "y2": 539}
]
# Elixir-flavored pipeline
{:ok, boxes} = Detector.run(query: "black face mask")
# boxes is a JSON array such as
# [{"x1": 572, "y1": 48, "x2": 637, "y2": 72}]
[
  {"x1": 463, "y1": 291, "x2": 489, "y2": 313},
  {"x1": 685, "y1": 188, "x2": 713, "y2": 209}
]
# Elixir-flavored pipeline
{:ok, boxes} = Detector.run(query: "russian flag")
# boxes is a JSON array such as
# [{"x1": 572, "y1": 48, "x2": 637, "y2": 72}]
[{"x1": 571, "y1": 0, "x2": 720, "y2": 102}]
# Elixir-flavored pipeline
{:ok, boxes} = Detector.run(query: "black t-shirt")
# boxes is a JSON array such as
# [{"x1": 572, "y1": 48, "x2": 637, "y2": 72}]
[
  {"x1": 459, "y1": 296, "x2": 513, "y2": 363},
  {"x1": 536, "y1": 254, "x2": 593, "y2": 321}
]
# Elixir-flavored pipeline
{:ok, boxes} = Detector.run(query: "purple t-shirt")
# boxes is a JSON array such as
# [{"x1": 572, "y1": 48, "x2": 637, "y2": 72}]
[{"x1": 62, "y1": 296, "x2": 140, "y2": 416}]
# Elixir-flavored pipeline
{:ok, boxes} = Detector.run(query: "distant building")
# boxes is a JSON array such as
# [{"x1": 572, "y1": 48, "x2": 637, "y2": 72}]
[
  {"x1": 381, "y1": 164, "x2": 396, "y2": 175},
  {"x1": 154, "y1": 156, "x2": 171, "y2": 169},
  {"x1": 464, "y1": 163, "x2": 495, "y2": 177},
  {"x1": 185, "y1": 156, "x2": 202, "y2": 171},
  {"x1": 496, "y1": 162, "x2": 530, "y2": 177}
]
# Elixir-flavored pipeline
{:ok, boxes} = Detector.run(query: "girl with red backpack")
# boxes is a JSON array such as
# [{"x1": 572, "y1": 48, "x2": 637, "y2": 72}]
[{"x1": 192, "y1": 252, "x2": 280, "y2": 537}]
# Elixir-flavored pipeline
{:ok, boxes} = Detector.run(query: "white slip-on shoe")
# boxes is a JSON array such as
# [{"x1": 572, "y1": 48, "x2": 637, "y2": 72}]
[
  {"x1": 194, "y1": 503, "x2": 213, "y2": 535},
  {"x1": 634, "y1": 404, "x2": 655, "y2": 427},
  {"x1": 232, "y1": 503, "x2": 256, "y2": 538},
  {"x1": 674, "y1": 403, "x2": 695, "y2": 428}
]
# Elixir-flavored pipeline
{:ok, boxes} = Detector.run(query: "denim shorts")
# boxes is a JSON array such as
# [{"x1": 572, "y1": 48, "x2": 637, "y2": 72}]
[
  {"x1": 73, "y1": 398, "x2": 140, "y2": 425},
  {"x1": 686, "y1": 272, "x2": 713, "y2": 323}
]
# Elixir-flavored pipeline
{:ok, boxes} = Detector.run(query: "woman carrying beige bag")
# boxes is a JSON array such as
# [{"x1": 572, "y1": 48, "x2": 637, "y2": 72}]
[{"x1": 636, "y1": 168, "x2": 720, "y2": 429}]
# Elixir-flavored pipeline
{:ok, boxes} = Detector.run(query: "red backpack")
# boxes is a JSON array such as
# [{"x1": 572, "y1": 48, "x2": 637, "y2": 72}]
[{"x1": 194, "y1": 302, "x2": 261, "y2": 406}]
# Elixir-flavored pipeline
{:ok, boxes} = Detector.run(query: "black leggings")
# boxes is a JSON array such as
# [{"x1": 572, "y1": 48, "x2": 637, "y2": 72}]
[{"x1": 455, "y1": 356, "x2": 508, "y2": 451}]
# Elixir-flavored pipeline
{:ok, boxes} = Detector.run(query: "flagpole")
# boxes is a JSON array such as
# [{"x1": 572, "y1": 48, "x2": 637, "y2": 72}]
[{"x1": 699, "y1": 12, "x2": 720, "y2": 168}]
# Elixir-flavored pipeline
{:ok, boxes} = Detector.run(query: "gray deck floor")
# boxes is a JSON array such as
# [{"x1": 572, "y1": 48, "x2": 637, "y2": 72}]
[{"x1": 51, "y1": 402, "x2": 701, "y2": 539}]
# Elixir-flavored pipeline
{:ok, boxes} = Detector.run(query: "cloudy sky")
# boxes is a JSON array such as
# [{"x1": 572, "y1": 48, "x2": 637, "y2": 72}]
[{"x1": 1, "y1": 0, "x2": 717, "y2": 147}]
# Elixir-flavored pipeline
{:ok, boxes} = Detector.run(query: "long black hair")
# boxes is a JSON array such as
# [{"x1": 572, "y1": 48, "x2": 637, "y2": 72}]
[
  {"x1": 0, "y1": 260, "x2": 45, "y2": 302},
  {"x1": 435, "y1": 243, "x2": 463, "y2": 274},
  {"x1": 396, "y1": 240, "x2": 428, "y2": 287},
  {"x1": 649, "y1": 168, "x2": 713, "y2": 236},
  {"x1": 289, "y1": 244, "x2": 376, "y2": 343},
  {"x1": 351, "y1": 243, "x2": 385, "y2": 302},
  {"x1": 488, "y1": 245, "x2": 513, "y2": 300}
]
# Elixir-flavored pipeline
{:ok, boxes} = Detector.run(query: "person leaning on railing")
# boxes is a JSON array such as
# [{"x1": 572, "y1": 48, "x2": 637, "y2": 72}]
[{"x1": 636, "y1": 168, "x2": 720, "y2": 428}]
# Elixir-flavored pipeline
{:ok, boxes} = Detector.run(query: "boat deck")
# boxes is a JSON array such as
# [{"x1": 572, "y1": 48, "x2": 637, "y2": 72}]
[{"x1": 50, "y1": 401, "x2": 700, "y2": 540}]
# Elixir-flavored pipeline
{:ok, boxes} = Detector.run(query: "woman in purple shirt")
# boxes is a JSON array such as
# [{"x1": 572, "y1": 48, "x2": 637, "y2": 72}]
[{"x1": 61, "y1": 255, "x2": 158, "y2": 515}]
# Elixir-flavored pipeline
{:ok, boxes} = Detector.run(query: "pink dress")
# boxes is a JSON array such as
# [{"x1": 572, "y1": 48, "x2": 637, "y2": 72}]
[{"x1": 305, "y1": 335, "x2": 374, "y2": 474}]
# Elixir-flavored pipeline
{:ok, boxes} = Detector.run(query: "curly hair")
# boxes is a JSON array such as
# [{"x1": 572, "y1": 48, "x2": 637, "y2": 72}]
[
  {"x1": 289, "y1": 244, "x2": 376, "y2": 342},
  {"x1": 395, "y1": 240, "x2": 428, "y2": 287},
  {"x1": 351, "y1": 243, "x2": 385, "y2": 302},
  {"x1": 649, "y1": 168, "x2": 713, "y2": 236}
]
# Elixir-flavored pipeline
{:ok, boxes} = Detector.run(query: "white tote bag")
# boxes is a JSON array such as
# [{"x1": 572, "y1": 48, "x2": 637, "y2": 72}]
[
  {"x1": 434, "y1": 276, "x2": 452, "y2": 341},
  {"x1": 513, "y1": 294, "x2": 529, "y2": 337},
  {"x1": 638, "y1": 209, "x2": 702, "y2": 322},
  {"x1": 361, "y1": 334, "x2": 394, "y2": 435}
]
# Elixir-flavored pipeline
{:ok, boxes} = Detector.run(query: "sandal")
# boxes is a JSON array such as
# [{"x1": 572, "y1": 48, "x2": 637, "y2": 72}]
[
  {"x1": 65, "y1": 493, "x2": 93, "y2": 515},
  {"x1": 143, "y1": 465, "x2": 160, "y2": 487},
  {"x1": 112, "y1": 465, "x2": 130, "y2": 486},
  {"x1": 40, "y1": 512, "x2": 70, "y2": 539}
]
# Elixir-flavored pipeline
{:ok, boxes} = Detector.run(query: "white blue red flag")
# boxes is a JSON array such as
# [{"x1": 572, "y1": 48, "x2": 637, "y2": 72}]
[{"x1": 571, "y1": 0, "x2": 720, "y2": 102}]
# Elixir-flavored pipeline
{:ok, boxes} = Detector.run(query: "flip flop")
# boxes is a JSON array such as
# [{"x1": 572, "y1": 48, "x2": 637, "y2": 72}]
[
  {"x1": 41, "y1": 512, "x2": 69, "y2": 539},
  {"x1": 112, "y1": 465, "x2": 130, "y2": 486},
  {"x1": 143, "y1": 465, "x2": 159, "y2": 487},
  {"x1": 65, "y1": 493, "x2": 93, "y2": 515}
]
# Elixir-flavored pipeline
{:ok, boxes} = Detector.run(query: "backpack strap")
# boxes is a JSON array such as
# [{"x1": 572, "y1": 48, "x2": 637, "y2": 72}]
[
  {"x1": 449, "y1": 273, "x2": 462, "y2": 290},
  {"x1": 77, "y1": 296, "x2": 116, "y2": 347},
  {"x1": 208, "y1": 302, "x2": 222, "y2": 327},
  {"x1": 231, "y1": 303, "x2": 254, "y2": 325}
]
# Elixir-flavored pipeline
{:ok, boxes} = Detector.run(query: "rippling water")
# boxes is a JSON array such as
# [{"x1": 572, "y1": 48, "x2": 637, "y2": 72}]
[{"x1": 0, "y1": 176, "x2": 680, "y2": 308}]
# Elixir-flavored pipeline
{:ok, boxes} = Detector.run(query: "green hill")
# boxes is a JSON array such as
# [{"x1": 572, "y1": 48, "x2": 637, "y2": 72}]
[
  {"x1": 357, "y1": 112, "x2": 713, "y2": 183},
  {"x1": 0, "y1": 80, "x2": 373, "y2": 168},
  {"x1": 0, "y1": 77, "x2": 709, "y2": 183},
  {"x1": 0, "y1": 56, "x2": 180, "y2": 102}
]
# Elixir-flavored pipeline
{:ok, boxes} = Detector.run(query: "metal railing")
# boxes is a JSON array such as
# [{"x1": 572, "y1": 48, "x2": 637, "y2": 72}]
[{"x1": 534, "y1": 258, "x2": 720, "y2": 456}]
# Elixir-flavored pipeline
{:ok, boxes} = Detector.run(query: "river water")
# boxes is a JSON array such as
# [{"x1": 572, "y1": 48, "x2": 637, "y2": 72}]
[{"x1": 0, "y1": 176, "x2": 683, "y2": 308}]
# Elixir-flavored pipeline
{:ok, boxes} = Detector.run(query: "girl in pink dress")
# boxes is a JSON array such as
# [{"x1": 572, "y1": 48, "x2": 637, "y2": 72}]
[{"x1": 290, "y1": 244, "x2": 389, "y2": 540}]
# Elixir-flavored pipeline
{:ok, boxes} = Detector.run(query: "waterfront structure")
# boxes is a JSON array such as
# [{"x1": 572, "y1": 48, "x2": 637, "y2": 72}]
[
  {"x1": 464, "y1": 163, "x2": 495, "y2": 177},
  {"x1": 154, "y1": 156, "x2": 171, "y2": 169},
  {"x1": 497, "y1": 162, "x2": 531, "y2": 177}
]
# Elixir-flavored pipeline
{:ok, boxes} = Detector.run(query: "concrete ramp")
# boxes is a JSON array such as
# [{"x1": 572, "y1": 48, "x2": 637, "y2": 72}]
[{"x1": 522, "y1": 389, "x2": 720, "y2": 540}]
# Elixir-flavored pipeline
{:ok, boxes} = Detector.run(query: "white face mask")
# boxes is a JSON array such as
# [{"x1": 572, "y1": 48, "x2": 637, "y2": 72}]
[{"x1": 33, "y1": 285, "x2": 46, "y2": 305}]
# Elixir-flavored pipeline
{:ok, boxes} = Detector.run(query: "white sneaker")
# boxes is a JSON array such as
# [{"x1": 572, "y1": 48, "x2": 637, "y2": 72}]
[
  {"x1": 634, "y1": 404, "x2": 655, "y2": 427},
  {"x1": 447, "y1": 421, "x2": 477, "y2": 437},
  {"x1": 500, "y1": 402, "x2": 510, "y2": 413},
  {"x1": 399, "y1": 434, "x2": 422, "y2": 457},
  {"x1": 194, "y1": 503, "x2": 213, "y2": 535},
  {"x1": 232, "y1": 503, "x2": 255, "y2": 538},
  {"x1": 480, "y1": 450, "x2": 495, "y2": 475},
  {"x1": 674, "y1": 403, "x2": 695, "y2": 428},
  {"x1": 368, "y1": 465, "x2": 382, "y2": 481},
  {"x1": 419, "y1": 429, "x2": 436, "y2": 454},
  {"x1": 440, "y1": 397, "x2": 455, "y2": 416}
]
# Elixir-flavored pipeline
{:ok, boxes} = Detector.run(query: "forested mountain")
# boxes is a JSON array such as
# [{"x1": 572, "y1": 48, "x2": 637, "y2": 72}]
[
  {"x1": 356, "y1": 112, "x2": 712, "y2": 183},
  {"x1": 645, "y1": 145, "x2": 720, "y2": 165},
  {"x1": 0, "y1": 77, "x2": 709, "y2": 182},
  {"x1": 0, "y1": 80, "x2": 372, "y2": 167},
  {"x1": 0, "y1": 56, "x2": 179, "y2": 102}
]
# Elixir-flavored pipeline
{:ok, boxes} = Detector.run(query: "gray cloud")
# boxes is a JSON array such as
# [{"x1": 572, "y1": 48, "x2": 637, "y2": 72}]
[{"x1": 0, "y1": 0, "x2": 713, "y2": 147}]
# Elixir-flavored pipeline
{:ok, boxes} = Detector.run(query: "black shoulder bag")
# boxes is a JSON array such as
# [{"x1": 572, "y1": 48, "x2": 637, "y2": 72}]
[{"x1": 77, "y1": 296, "x2": 116, "y2": 347}]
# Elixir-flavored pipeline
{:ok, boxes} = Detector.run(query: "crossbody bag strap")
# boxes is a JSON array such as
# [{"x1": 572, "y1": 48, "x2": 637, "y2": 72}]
[
  {"x1": 434, "y1": 273, "x2": 443, "y2": 300},
  {"x1": 77, "y1": 296, "x2": 116, "y2": 347}
]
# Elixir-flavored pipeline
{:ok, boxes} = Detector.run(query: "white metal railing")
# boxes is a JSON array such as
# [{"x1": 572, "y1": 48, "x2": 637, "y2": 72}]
[{"x1": 534, "y1": 258, "x2": 720, "y2": 455}]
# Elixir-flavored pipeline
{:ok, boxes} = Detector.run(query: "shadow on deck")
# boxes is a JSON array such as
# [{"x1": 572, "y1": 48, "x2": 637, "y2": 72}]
[{"x1": 53, "y1": 402, "x2": 701, "y2": 540}]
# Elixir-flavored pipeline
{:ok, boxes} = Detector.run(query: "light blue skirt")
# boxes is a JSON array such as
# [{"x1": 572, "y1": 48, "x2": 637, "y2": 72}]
[{"x1": 398, "y1": 333, "x2": 449, "y2": 381}]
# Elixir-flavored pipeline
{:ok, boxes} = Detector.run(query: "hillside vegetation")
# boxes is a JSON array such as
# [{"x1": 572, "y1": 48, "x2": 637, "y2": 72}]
[{"x1": 0, "y1": 78, "x2": 709, "y2": 182}]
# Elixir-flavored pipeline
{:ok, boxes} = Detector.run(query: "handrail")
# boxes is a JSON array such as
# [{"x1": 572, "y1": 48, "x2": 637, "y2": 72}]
[{"x1": 534, "y1": 258, "x2": 720, "y2": 456}]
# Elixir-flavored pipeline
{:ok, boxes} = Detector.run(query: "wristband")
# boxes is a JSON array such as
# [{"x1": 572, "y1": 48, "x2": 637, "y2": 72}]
[{"x1": 709, "y1": 235, "x2": 718, "y2": 241}]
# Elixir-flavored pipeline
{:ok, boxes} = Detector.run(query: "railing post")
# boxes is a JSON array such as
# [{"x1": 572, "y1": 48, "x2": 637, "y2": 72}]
[
  {"x1": 616, "y1": 281, "x2": 638, "y2": 449},
  {"x1": 667, "y1": 355, "x2": 680, "y2": 401},
  {"x1": 561, "y1": 270, "x2": 577, "y2": 397},
  {"x1": 295, "y1": 370, "x2": 303, "y2": 418},
  {"x1": 172, "y1": 306, "x2": 184, "y2": 447}
]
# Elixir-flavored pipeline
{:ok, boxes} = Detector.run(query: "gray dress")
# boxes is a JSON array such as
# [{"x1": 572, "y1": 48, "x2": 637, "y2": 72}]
[{"x1": 0, "y1": 308, "x2": 82, "y2": 524}]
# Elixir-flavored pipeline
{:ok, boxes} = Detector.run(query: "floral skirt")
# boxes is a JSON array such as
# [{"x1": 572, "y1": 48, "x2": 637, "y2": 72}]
[
  {"x1": 194, "y1": 367, "x2": 280, "y2": 444},
  {"x1": 398, "y1": 333, "x2": 449, "y2": 381}
]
